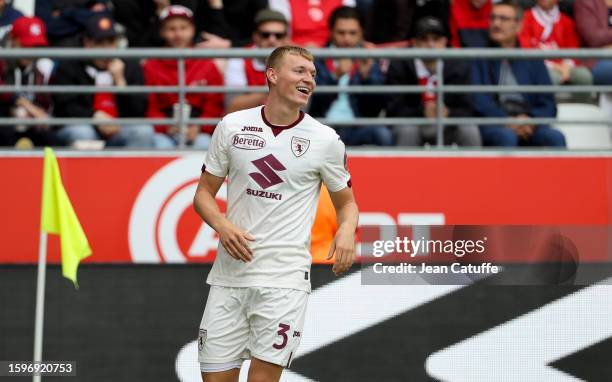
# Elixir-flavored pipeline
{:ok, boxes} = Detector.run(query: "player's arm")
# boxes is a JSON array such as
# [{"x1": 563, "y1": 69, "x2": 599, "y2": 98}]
[
  {"x1": 327, "y1": 186, "x2": 359, "y2": 275},
  {"x1": 193, "y1": 171, "x2": 254, "y2": 262}
]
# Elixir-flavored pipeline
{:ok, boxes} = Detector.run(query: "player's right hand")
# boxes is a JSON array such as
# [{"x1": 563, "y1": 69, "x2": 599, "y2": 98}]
[{"x1": 218, "y1": 221, "x2": 255, "y2": 262}]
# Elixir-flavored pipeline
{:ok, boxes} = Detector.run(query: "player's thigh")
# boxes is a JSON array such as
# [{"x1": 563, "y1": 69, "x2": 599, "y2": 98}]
[
  {"x1": 247, "y1": 288, "x2": 309, "y2": 368},
  {"x1": 201, "y1": 368, "x2": 240, "y2": 382},
  {"x1": 247, "y1": 357, "x2": 283, "y2": 382},
  {"x1": 199, "y1": 286, "x2": 250, "y2": 364}
]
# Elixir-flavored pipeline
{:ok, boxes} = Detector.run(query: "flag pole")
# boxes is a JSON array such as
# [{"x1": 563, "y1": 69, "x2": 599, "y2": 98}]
[
  {"x1": 33, "y1": 231, "x2": 47, "y2": 382},
  {"x1": 34, "y1": 147, "x2": 92, "y2": 382}
]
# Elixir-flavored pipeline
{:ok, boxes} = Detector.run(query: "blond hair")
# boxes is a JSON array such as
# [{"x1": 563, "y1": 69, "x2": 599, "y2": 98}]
[{"x1": 265, "y1": 45, "x2": 314, "y2": 70}]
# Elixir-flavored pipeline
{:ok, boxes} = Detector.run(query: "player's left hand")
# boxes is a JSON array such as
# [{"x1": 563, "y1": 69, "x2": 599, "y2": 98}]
[{"x1": 327, "y1": 227, "x2": 356, "y2": 275}]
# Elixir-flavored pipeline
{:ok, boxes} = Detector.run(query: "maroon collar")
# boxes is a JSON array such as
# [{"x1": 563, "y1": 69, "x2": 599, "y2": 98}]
[{"x1": 261, "y1": 106, "x2": 304, "y2": 137}]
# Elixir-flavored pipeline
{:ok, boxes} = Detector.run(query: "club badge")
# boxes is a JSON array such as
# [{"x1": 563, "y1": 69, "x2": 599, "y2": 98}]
[
  {"x1": 198, "y1": 329, "x2": 207, "y2": 351},
  {"x1": 291, "y1": 136, "x2": 310, "y2": 157}
]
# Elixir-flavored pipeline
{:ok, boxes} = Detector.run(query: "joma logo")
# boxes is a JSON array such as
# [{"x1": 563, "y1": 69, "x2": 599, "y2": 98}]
[{"x1": 241, "y1": 126, "x2": 263, "y2": 132}]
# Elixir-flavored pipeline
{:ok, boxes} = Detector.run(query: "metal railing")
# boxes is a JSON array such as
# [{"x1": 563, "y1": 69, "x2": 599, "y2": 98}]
[{"x1": 2, "y1": 47, "x2": 612, "y2": 148}]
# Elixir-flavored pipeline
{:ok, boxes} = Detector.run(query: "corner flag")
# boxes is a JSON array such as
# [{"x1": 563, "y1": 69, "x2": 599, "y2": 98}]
[{"x1": 40, "y1": 147, "x2": 91, "y2": 286}]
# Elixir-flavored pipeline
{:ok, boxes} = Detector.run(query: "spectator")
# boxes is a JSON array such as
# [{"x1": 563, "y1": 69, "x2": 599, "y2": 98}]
[
  {"x1": 364, "y1": 0, "x2": 449, "y2": 46},
  {"x1": 0, "y1": 17, "x2": 53, "y2": 147},
  {"x1": 53, "y1": 14, "x2": 155, "y2": 147},
  {"x1": 531, "y1": 0, "x2": 578, "y2": 16},
  {"x1": 411, "y1": 0, "x2": 450, "y2": 40},
  {"x1": 143, "y1": 5, "x2": 224, "y2": 148},
  {"x1": 111, "y1": 0, "x2": 168, "y2": 47},
  {"x1": 574, "y1": 0, "x2": 612, "y2": 117},
  {"x1": 574, "y1": 0, "x2": 612, "y2": 48},
  {"x1": 450, "y1": 0, "x2": 492, "y2": 47},
  {"x1": 309, "y1": 6, "x2": 392, "y2": 146},
  {"x1": 225, "y1": 9, "x2": 289, "y2": 113},
  {"x1": 269, "y1": 0, "x2": 356, "y2": 47},
  {"x1": 520, "y1": 0, "x2": 592, "y2": 102},
  {"x1": 0, "y1": 0, "x2": 23, "y2": 46},
  {"x1": 364, "y1": 0, "x2": 414, "y2": 45},
  {"x1": 0, "y1": 60, "x2": 10, "y2": 145},
  {"x1": 472, "y1": 0, "x2": 566, "y2": 147},
  {"x1": 386, "y1": 17, "x2": 481, "y2": 146},
  {"x1": 112, "y1": 0, "x2": 198, "y2": 47},
  {"x1": 193, "y1": 0, "x2": 267, "y2": 49},
  {"x1": 36, "y1": 0, "x2": 113, "y2": 47}
]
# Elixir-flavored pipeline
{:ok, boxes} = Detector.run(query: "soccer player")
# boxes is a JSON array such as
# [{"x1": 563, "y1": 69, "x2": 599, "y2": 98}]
[{"x1": 193, "y1": 45, "x2": 359, "y2": 382}]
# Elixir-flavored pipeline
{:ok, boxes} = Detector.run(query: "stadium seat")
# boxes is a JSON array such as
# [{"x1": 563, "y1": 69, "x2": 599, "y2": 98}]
[{"x1": 555, "y1": 103, "x2": 612, "y2": 149}]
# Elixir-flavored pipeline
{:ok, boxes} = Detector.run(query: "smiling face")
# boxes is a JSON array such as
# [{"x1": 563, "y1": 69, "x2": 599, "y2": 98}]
[{"x1": 267, "y1": 52, "x2": 316, "y2": 108}]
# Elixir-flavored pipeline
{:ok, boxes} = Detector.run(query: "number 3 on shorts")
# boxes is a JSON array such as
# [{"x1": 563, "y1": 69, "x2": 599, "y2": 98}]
[{"x1": 273, "y1": 323, "x2": 290, "y2": 349}]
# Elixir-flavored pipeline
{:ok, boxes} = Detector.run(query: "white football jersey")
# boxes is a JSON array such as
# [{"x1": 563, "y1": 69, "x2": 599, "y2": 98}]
[{"x1": 203, "y1": 106, "x2": 351, "y2": 292}]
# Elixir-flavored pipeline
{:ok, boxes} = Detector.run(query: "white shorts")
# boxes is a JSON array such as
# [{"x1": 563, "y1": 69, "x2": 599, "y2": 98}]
[{"x1": 198, "y1": 285, "x2": 308, "y2": 370}]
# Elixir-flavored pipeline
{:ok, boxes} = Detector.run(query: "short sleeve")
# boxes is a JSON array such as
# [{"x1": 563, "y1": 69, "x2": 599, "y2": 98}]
[
  {"x1": 203, "y1": 120, "x2": 230, "y2": 177},
  {"x1": 320, "y1": 137, "x2": 351, "y2": 192}
]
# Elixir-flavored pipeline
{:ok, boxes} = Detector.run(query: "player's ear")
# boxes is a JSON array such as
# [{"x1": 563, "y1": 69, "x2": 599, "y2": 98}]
[{"x1": 266, "y1": 67, "x2": 278, "y2": 86}]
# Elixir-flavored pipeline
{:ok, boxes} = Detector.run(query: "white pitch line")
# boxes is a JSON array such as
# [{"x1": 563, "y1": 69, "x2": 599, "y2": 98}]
[
  {"x1": 296, "y1": 271, "x2": 464, "y2": 357},
  {"x1": 426, "y1": 278, "x2": 612, "y2": 382}
]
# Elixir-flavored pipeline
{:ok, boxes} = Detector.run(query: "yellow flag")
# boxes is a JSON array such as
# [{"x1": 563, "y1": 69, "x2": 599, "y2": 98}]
[{"x1": 40, "y1": 147, "x2": 92, "y2": 287}]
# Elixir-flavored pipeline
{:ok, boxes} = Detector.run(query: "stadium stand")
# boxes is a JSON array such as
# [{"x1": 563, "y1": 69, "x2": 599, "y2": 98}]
[
  {"x1": 0, "y1": 0, "x2": 610, "y2": 148},
  {"x1": 308, "y1": 6, "x2": 392, "y2": 146},
  {"x1": 555, "y1": 103, "x2": 612, "y2": 149}
]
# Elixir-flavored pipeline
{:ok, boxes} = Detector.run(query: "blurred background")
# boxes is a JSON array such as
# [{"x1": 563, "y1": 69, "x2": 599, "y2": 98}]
[{"x1": 1, "y1": 0, "x2": 612, "y2": 381}]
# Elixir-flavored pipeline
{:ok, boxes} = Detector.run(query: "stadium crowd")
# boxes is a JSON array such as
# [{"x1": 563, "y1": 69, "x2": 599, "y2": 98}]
[{"x1": 0, "y1": 0, "x2": 610, "y2": 148}]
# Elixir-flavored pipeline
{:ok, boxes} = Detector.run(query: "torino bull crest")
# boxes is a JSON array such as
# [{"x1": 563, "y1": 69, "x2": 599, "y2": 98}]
[{"x1": 291, "y1": 136, "x2": 310, "y2": 157}]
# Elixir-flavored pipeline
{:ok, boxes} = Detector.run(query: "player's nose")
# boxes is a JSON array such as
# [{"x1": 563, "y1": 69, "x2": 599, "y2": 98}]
[{"x1": 302, "y1": 74, "x2": 315, "y2": 87}]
